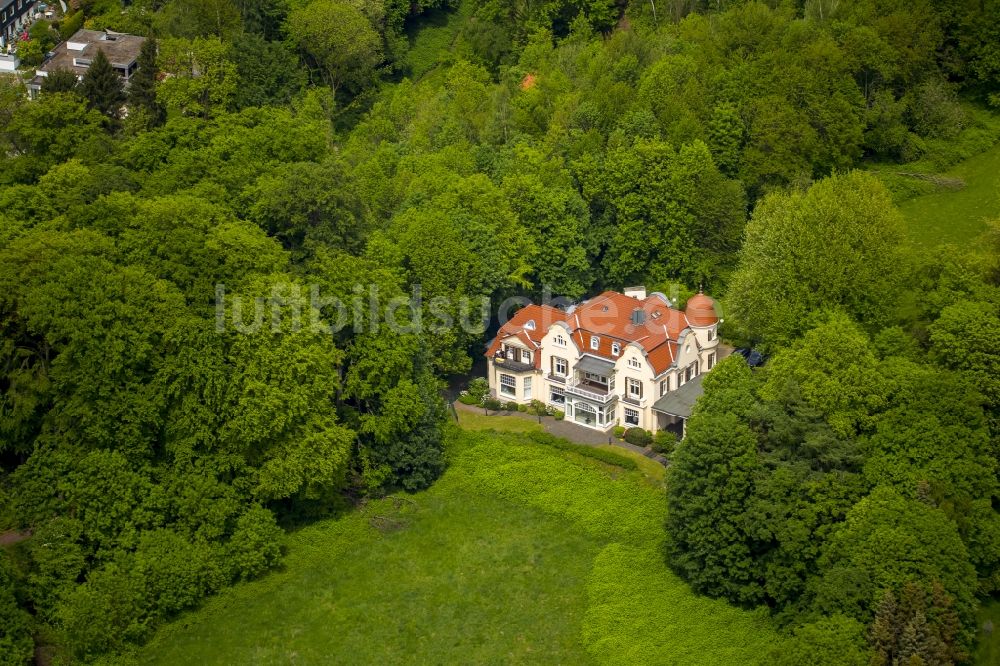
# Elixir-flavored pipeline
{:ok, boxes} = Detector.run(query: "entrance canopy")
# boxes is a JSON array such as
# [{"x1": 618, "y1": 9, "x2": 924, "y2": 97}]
[{"x1": 652, "y1": 374, "x2": 705, "y2": 419}]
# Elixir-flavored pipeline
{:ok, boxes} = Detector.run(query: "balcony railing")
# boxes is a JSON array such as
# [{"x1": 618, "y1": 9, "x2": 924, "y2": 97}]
[
  {"x1": 566, "y1": 378, "x2": 617, "y2": 404},
  {"x1": 493, "y1": 355, "x2": 534, "y2": 373}
]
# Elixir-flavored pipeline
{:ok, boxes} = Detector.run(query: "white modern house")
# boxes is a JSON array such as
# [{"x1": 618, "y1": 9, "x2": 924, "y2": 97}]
[{"x1": 485, "y1": 287, "x2": 721, "y2": 435}]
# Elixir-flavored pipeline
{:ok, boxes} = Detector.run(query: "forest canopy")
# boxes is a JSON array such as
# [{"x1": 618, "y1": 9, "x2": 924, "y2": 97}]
[{"x1": 1, "y1": 0, "x2": 999, "y2": 663}]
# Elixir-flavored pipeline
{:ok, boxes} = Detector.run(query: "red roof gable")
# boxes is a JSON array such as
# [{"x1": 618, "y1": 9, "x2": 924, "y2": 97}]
[
  {"x1": 486, "y1": 304, "x2": 566, "y2": 370},
  {"x1": 486, "y1": 291, "x2": 714, "y2": 375}
]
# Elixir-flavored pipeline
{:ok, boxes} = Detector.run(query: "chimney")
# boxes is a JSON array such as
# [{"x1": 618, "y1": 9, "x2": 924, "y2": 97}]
[{"x1": 624, "y1": 286, "x2": 647, "y2": 300}]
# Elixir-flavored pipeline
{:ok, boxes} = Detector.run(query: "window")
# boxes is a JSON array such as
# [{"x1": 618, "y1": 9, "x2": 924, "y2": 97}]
[
  {"x1": 708, "y1": 328, "x2": 716, "y2": 341},
  {"x1": 585, "y1": 372, "x2": 608, "y2": 385},
  {"x1": 624, "y1": 408, "x2": 639, "y2": 426},
  {"x1": 553, "y1": 357, "x2": 568, "y2": 376},
  {"x1": 554, "y1": 334, "x2": 566, "y2": 347},
  {"x1": 524, "y1": 376, "x2": 532, "y2": 400},
  {"x1": 521, "y1": 350, "x2": 532, "y2": 365},
  {"x1": 628, "y1": 357, "x2": 641, "y2": 370},
  {"x1": 611, "y1": 342, "x2": 621, "y2": 356},
  {"x1": 590, "y1": 336, "x2": 600, "y2": 350},
  {"x1": 525, "y1": 319, "x2": 535, "y2": 330},
  {"x1": 627, "y1": 378, "x2": 643, "y2": 400},
  {"x1": 685, "y1": 343, "x2": 691, "y2": 353},
  {"x1": 660, "y1": 379, "x2": 669, "y2": 396},
  {"x1": 499, "y1": 374, "x2": 516, "y2": 396},
  {"x1": 550, "y1": 391, "x2": 565, "y2": 405},
  {"x1": 708, "y1": 352, "x2": 716, "y2": 370}
]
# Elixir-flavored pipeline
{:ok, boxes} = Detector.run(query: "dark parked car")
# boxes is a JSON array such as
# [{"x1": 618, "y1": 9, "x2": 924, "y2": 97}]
[{"x1": 734, "y1": 348, "x2": 766, "y2": 367}]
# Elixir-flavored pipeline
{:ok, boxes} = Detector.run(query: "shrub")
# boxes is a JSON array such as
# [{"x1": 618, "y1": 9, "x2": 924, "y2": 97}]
[
  {"x1": 466, "y1": 377, "x2": 489, "y2": 403},
  {"x1": 457, "y1": 393, "x2": 480, "y2": 406},
  {"x1": 525, "y1": 431, "x2": 638, "y2": 471},
  {"x1": 612, "y1": 425, "x2": 626, "y2": 439},
  {"x1": 528, "y1": 399, "x2": 548, "y2": 417},
  {"x1": 504, "y1": 401, "x2": 520, "y2": 412},
  {"x1": 652, "y1": 430, "x2": 677, "y2": 456},
  {"x1": 517, "y1": 403, "x2": 528, "y2": 412},
  {"x1": 482, "y1": 397, "x2": 503, "y2": 412},
  {"x1": 553, "y1": 409, "x2": 565, "y2": 420},
  {"x1": 226, "y1": 506, "x2": 283, "y2": 580},
  {"x1": 624, "y1": 428, "x2": 652, "y2": 447}
]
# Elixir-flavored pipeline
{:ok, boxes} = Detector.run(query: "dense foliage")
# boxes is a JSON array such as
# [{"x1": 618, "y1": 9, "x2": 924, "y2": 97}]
[{"x1": 1, "y1": 0, "x2": 998, "y2": 662}]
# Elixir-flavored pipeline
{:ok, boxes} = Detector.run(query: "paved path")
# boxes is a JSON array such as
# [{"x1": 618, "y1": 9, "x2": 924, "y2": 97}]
[{"x1": 453, "y1": 401, "x2": 669, "y2": 466}]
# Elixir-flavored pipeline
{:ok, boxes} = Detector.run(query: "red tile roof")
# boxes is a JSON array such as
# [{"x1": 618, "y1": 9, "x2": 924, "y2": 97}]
[
  {"x1": 487, "y1": 291, "x2": 715, "y2": 375},
  {"x1": 486, "y1": 304, "x2": 566, "y2": 370},
  {"x1": 685, "y1": 292, "x2": 720, "y2": 326}
]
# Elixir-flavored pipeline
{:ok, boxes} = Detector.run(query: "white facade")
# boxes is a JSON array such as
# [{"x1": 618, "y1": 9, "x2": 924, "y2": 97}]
[{"x1": 487, "y1": 291, "x2": 721, "y2": 433}]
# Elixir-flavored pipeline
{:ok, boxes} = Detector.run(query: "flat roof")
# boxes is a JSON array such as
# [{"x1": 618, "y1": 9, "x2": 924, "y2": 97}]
[
  {"x1": 652, "y1": 374, "x2": 705, "y2": 419},
  {"x1": 39, "y1": 29, "x2": 145, "y2": 77}
]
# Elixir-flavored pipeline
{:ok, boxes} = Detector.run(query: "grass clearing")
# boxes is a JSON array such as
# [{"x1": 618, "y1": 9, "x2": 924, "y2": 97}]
[
  {"x1": 975, "y1": 600, "x2": 1000, "y2": 666},
  {"x1": 895, "y1": 142, "x2": 1000, "y2": 248},
  {"x1": 138, "y1": 431, "x2": 783, "y2": 664},
  {"x1": 455, "y1": 408, "x2": 544, "y2": 433}
]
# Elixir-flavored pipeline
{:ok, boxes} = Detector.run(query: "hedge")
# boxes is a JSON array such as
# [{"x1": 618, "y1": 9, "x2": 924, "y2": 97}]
[{"x1": 525, "y1": 431, "x2": 639, "y2": 471}]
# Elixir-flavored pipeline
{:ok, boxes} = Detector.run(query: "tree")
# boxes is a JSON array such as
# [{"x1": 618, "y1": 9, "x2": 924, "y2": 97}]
[
  {"x1": 158, "y1": 0, "x2": 242, "y2": 39},
  {"x1": 929, "y1": 300, "x2": 1000, "y2": 408},
  {"x1": 760, "y1": 312, "x2": 889, "y2": 438},
  {"x1": 231, "y1": 33, "x2": 307, "y2": 109},
  {"x1": 285, "y1": 0, "x2": 383, "y2": 97},
  {"x1": 236, "y1": 0, "x2": 292, "y2": 40},
  {"x1": 1, "y1": 92, "x2": 106, "y2": 182},
  {"x1": 157, "y1": 37, "x2": 238, "y2": 117},
  {"x1": 727, "y1": 171, "x2": 905, "y2": 349},
  {"x1": 40, "y1": 68, "x2": 80, "y2": 95},
  {"x1": 811, "y1": 486, "x2": 977, "y2": 645},
  {"x1": 0, "y1": 552, "x2": 34, "y2": 665},
  {"x1": 127, "y1": 37, "x2": 165, "y2": 127},
  {"x1": 665, "y1": 411, "x2": 763, "y2": 605},
  {"x1": 243, "y1": 159, "x2": 364, "y2": 255},
  {"x1": 80, "y1": 49, "x2": 125, "y2": 118},
  {"x1": 772, "y1": 615, "x2": 871, "y2": 666}
]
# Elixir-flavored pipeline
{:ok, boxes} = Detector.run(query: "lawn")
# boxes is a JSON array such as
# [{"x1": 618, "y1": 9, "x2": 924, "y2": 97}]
[
  {"x1": 975, "y1": 600, "x2": 1000, "y2": 666},
  {"x1": 137, "y1": 430, "x2": 783, "y2": 664},
  {"x1": 895, "y1": 141, "x2": 1000, "y2": 248},
  {"x1": 455, "y1": 407, "x2": 544, "y2": 434}
]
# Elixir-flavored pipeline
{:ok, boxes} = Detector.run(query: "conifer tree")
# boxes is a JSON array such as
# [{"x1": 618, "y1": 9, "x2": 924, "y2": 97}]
[
  {"x1": 127, "y1": 37, "x2": 164, "y2": 126},
  {"x1": 80, "y1": 49, "x2": 125, "y2": 118},
  {"x1": 40, "y1": 68, "x2": 80, "y2": 95}
]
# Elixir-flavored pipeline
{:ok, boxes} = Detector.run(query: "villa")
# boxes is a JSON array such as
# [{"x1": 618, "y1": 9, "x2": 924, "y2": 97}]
[
  {"x1": 26, "y1": 29, "x2": 145, "y2": 99},
  {"x1": 485, "y1": 287, "x2": 721, "y2": 435}
]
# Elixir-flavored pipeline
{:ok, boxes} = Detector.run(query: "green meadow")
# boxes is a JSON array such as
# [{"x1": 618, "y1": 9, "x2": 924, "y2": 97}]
[
  {"x1": 894, "y1": 142, "x2": 1000, "y2": 248},
  {"x1": 138, "y1": 430, "x2": 783, "y2": 664}
]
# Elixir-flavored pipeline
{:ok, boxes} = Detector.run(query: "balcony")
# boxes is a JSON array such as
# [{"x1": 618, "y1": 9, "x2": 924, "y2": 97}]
[
  {"x1": 547, "y1": 373, "x2": 567, "y2": 384},
  {"x1": 492, "y1": 354, "x2": 534, "y2": 373},
  {"x1": 566, "y1": 378, "x2": 617, "y2": 404}
]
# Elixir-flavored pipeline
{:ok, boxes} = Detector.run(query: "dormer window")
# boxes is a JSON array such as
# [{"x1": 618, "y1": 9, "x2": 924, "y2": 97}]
[
  {"x1": 611, "y1": 342, "x2": 621, "y2": 356},
  {"x1": 554, "y1": 334, "x2": 566, "y2": 347},
  {"x1": 525, "y1": 320, "x2": 535, "y2": 331},
  {"x1": 628, "y1": 357, "x2": 641, "y2": 369},
  {"x1": 590, "y1": 336, "x2": 600, "y2": 350}
]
